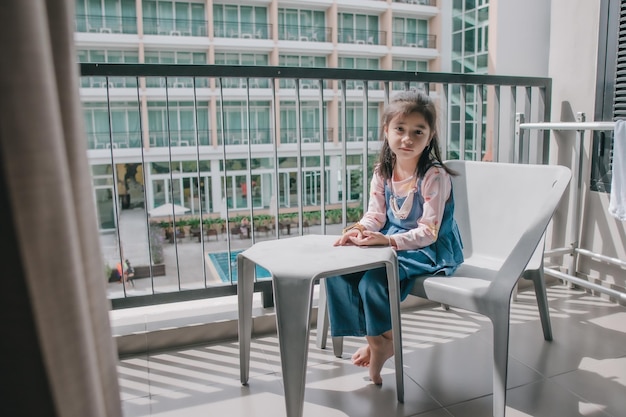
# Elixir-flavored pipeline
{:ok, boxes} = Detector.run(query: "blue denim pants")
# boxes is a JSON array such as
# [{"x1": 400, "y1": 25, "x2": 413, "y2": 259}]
[{"x1": 325, "y1": 265, "x2": 414, "y2": 337}]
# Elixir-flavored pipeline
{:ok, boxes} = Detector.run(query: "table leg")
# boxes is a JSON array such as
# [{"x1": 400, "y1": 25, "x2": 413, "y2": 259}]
[
  {"x1": 237, "y1": 255, "x2": 256, "y2": 385},
  {"x1": 386, "y1": 261, "x2": 405, "y2": 403},
  {"x1": 273, "y1": 274, "x2": 314, "y2": 417}
]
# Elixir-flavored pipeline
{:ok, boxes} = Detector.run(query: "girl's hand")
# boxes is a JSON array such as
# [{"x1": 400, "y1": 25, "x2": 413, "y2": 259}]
[
  {"x1": 347, "y1": 231, "x2": 391, "y2": 247},
  {"x1": 334, "y1": 229, "x2": 362, "y2": 246}
]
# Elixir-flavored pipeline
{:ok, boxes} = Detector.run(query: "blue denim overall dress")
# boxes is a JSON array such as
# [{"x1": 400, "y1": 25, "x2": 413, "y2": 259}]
[{"x1": 326, "y1": 173, "x2": 464, "y2": 337}]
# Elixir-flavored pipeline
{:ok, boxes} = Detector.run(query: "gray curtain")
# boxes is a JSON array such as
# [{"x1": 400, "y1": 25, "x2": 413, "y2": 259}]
[{"x1": 0, "y1": 2, "x2": 122, "y2": 417}]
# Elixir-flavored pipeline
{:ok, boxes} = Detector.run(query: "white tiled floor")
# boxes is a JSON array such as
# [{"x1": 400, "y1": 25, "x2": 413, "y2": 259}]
[{"x1": 118, "y1": 284, "x2": 626, "y2": 417}]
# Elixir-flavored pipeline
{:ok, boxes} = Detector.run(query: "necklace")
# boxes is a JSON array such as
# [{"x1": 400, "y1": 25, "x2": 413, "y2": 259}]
[{"x1": 389, "y1": 178, "x2": 417, "y2": 219}]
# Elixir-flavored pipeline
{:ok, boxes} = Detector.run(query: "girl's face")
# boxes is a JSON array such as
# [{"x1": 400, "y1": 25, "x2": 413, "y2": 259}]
[{"x1": 384, "y1": 111, "x2": 433, "y2": 165}]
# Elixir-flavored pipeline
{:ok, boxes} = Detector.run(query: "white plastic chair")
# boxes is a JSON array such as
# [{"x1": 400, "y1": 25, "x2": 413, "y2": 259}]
[{"x1": 317, "y1": 160, "x2": 571, "y2": 417}]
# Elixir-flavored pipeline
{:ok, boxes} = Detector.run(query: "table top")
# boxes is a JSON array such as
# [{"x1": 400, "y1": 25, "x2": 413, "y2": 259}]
[{"x1": 237, "y1": 234, "x2": 397, "y2": 281}]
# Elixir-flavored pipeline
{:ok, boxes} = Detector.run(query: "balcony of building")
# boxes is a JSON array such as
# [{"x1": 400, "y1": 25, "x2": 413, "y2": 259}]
[
  {"x1": 8, "y1": 1, "x2": 626, "y2": 416},
  {"x1": 393, "y1": 0, "x2": 437, "y2": 5},
  {"x1": 337, "y1": 28, "x2": 387, "y2": 46},
  {"x1": 80, "y1": 63, "x2": 626, "y2": 416},
  {"x1": 75, "y1": 13, "x2": 139, "y2": 35},
  {"x1": 392, "y1": 32, "x2": 436, "y2": 49},
  {"x1": 278, "y1": 24, "x2": 332, "y2": 42}
]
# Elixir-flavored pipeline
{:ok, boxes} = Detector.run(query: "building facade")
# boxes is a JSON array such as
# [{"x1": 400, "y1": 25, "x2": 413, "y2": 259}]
[{"x1": 75, "y1": 0, "x2": 442, "y2": 230}]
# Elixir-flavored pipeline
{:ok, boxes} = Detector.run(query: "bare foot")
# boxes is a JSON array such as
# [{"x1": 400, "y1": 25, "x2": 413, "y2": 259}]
[
  {"x1": 366, "y1": 332, "x2": 394, "y2": 385},
  {"x1": 352, "y1": 345, "x2": 371, "y2": 367}
]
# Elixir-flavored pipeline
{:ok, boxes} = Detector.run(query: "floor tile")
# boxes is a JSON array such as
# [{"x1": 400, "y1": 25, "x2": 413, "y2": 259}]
[
  {"x1": 117, "y1": 284, "x2": 626, "y2": 417},
  {"x1": 550, "y1": 356, "x2": 626, "y2": 417},
  {"x1": 447, "y1": 378, "x2": 613, "y2": 417}
]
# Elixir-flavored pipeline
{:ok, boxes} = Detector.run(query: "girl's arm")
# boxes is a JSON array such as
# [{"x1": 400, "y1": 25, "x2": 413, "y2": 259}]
[
  {"x1": 392, "y1": 166, "x2": 451, "y2": 250},
  {"x1": 334, "y1": 172, "x2": 386, "y2": 246},
  {"x1": 358, "y1": 172, "x2": 387, "y2": 231}
]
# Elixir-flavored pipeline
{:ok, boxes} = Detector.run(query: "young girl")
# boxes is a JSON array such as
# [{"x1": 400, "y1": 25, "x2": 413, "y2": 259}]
[{"x1": 327, "y1": 90, "x2": 464, "y2": 385}]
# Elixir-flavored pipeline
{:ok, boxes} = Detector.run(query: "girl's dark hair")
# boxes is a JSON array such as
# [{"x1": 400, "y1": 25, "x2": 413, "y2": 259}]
[{"x1": 376, "y1": 90, "x2": 456, "y2": 180}]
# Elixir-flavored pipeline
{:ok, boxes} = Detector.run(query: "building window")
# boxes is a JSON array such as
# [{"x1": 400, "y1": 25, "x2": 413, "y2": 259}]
[
  {"x1": 279, "y1": 101, "x2": 328, "y2": 144},
  {"x1": 338, "y1": 57, "x2": 379, "y2": 89},
  {"x1": 278, "y1": 55, "x2": 327, "y2": 88},
  {"x1": 216, "y1": 101, "x2": 271, "y2": 145},
  {"x1": 592, "y1": 0, "x2": 623, "y2": 192},
  {"x1": 78, "y1": 49, "x2": 139, "y2": 88},
  {"x1": 449, "y1": 0, "x2": 489, "y2": 160},
  {"x1": 142, "y1": 0, "x2": 206, "y2": 36},
  {"x1": 144, "y1": 50, "x2": 207, "y2": 87},
  {"x1": 392, "y1": 17, "x2": 428, "y2": 47},
  {"x1": 83, "y1": 102, "x2": 141, "y2": 149},
  {"x1": 214, "y1": 53, "x2": 269, "y2": 88},
  {"x1": 147, "y1": 101, "x2": 210, "y2": 147},
  {"x1": 213, "y1": 4, "x2": 268, "y2": 38},
  {"x1": 338, "y1": 13, "x2": 380, "y2": 44},
  {"x1": 75, "y1": 0, "x2": 137, "y2": 34},
  {"x1": 338, "y1": 103, "x2": 379, "y2": 143},
  {"x1": 451, "y1": 0, "x2": 489, "y2": 74},
  {"x1": 392, "y1": 59, "x2": 428, "y2": 91},
  {"x1": 278, "y1": 8, "x2": 326, "y2": 41}
]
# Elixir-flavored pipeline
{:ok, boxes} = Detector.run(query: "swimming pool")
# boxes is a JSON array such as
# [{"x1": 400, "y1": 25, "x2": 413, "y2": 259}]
[{"x1": 207, "y1": 249, "x2": 271, "y2": 283}]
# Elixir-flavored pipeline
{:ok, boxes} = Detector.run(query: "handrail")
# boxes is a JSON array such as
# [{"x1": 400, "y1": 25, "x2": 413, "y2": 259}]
[
  {"x1": 520, "y1": 121, "x2": 615, "y2": 130},
  {"x1": 519, "y1": 117, "x2": 624, "y2": 302}
]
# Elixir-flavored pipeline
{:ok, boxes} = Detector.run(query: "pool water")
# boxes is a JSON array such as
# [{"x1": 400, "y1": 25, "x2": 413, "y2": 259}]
[{"x1": 207, "y1": 249, "x2": 271, "y2": 282}]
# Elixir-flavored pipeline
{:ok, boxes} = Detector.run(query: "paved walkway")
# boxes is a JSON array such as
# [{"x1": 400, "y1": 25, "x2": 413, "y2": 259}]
[{"x1": 101, "y1": 207, "x2": 344, "y2": 299}]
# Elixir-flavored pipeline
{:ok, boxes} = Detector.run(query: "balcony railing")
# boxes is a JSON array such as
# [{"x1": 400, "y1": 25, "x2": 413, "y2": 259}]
[
  {"x1": 75, "y1": 14, "x2": 209, "y2": 37},
  {"x1": 278, "y1": 25, "x2": 331, "y2": 42},
  {"x1": 337, "y1": 29, "x2": 387, "y2": 45},
  {"x1": 393, "y1": 0, "x2": 435, "y2": 5},
  {"x1": 80, "y1": 63, "x2": 552, "y2": 309},
  {"x1": 215, "y1": 128, "x2": 271, "y2": 146},
  {"x1": 149, "y1": 130, "x2": 211, "y2": 148},
  {"x1": 214, "y1": 22, "x2": 272, "y2": 39},
  {"x1": 392, "y1": 32, "x2": 436, "y2": 48},
  {"x1": 143, "y1": 16, "x2": 208, "y2": 37},
  {"x1": 75, "y1": 14, "x2": 137, "y2": 34}
]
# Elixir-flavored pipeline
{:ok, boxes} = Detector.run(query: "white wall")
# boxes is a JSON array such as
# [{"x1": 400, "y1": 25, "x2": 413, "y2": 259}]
[
  {"x1": 483, "y1": 1, "x2": 552, "y2": 164},
  {"x1": 490, "y1": 0, "x2": 551, "y2": 77},
  {"x1": 547, "y1": 0, "x2": 626, "y2": 299}
]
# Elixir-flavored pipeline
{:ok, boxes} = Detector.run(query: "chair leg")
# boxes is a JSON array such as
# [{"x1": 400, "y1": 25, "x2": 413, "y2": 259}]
[
  {"x1": 491, "y1": 307, "x2": 511, "y2": 417},
  {"x1": 273, "y1": 275, "x2": 315, "y2": 417},
  {"x1": 315, "y1": 279, "x2": 346, "y2": 357},
  {"x1": 528, "y1": 264, "x2": 553, "y2": 341},
  {"x1": 315, "y1": 279, "x2": 330, "y2": 350}
]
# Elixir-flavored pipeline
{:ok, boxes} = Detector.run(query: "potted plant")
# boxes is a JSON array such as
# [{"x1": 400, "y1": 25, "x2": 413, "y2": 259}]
[{"x1": 188, "y1": 217, "x2": 201, "y2": 240}]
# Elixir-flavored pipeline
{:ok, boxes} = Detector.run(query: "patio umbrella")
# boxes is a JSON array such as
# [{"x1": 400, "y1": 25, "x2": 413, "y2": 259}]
[{"x1": 148, "y1": 203, "x2": 190, "y2": 217}]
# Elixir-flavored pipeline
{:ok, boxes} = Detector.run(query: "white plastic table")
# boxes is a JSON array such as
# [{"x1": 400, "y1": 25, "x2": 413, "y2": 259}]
[{"x1": 237, "y1": 234, "x2": 404, "y2": 417}]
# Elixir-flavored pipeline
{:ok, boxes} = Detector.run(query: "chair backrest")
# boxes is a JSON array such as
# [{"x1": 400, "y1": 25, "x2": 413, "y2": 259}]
[{"x1": 444, "y1": 161, "x2": 571, "y2": 290}]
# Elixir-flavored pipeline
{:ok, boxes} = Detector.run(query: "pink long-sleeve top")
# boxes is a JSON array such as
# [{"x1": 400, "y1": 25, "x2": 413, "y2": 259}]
[{"x1": 358, "y1": 165, "x2": 452, "y2": 251}]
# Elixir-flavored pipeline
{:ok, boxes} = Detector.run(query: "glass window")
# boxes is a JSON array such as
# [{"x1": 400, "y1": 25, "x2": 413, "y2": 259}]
[
  {"x1": 213, "y1": 3, "x2": 267, "y2": 38},
  {"x1": 391, "y1": 16, "x2": 427, "y2": 46},
  {"x1": 214, "y1": 53, "x2": 269, "y2": 88},
  {"x1": 465, "y1": 28, "x2": 475, "y2": 53},
  {"x1": 591, "y1": 0, "x2": 621, "y2": 191},
  {"x1": 147, "y1": 101, "x2": 210, "y2": 147},
  {"x1": 216, "y1": 101, "x2": 271, "y2": 145},
  {"x1": 338, "y1": 13, "x2": 378, "y2": 44},
  {"x1": 143, "y1": 50, "x2": 207, "y2": 87}
]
